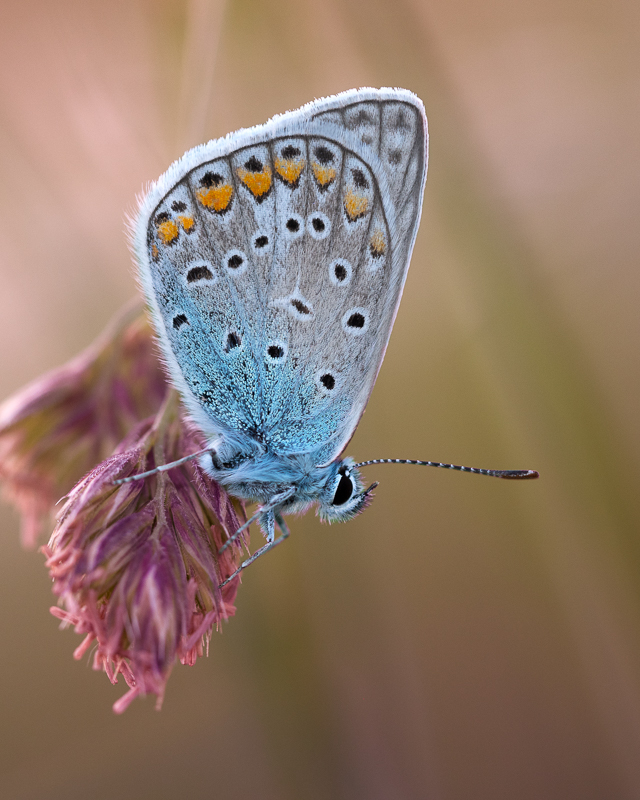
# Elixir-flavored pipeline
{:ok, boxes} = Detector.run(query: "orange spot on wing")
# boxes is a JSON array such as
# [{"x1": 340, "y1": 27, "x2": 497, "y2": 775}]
[
  {"x1": 237, "y1": 164, "x2": 272, "y2": 198},
  {"x1": 369, "y1": 228, "x2": 385, "y2": 257},
  {"x1": 344, "y1": 189, "x2": 369, "y2": 221},
  {"x1": 151, "y1": 244, "x2": 159, "y2": 260},
  {"x1": 196, "y1": 184, "x2": 233, "y2": 212},
  {"x1": 274, "y1": 156, "x2": 305, "y2": 185},
  {"x1": 157, "y1": 219, "x2": 179, "y2": 244},
  {"x1": 178, "y1": 215, "x2": 195, "y2": 232},
  {"x1": 311, "y1": 162, "x2": 336, "y2": 187}
]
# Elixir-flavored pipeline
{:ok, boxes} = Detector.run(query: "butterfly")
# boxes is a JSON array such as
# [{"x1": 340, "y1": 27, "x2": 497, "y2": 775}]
[{"x1": 128, "y1": 87, "x2": 537, "y2": 585}]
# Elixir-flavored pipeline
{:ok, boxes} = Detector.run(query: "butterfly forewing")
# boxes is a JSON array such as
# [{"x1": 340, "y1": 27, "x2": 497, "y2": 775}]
[
  {"x1": 137, "y1": 89, "x2": 427, "y2": 464},
  {"x1": 145, "y1": 177, "x2": 262, "y2": 435}
]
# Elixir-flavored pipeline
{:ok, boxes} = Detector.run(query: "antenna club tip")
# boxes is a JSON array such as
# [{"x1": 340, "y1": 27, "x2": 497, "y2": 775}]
[{"x1": 500, "y1": 469, "x2": 539, "y2": 480}]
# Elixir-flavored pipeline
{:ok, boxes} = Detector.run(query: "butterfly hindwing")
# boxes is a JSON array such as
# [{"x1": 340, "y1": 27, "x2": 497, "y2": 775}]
[
  {"x1": 136, "y1": 88, "x2": 427, "y2": 463},
  {"x1": 264, "y1": 92, "x2": 427, "y2": 461}
]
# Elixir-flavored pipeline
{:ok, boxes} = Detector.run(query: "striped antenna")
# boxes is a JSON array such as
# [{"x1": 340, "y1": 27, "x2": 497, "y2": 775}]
[{"x1": 352, "y1": 458, "x2": 539, "y2": 480}]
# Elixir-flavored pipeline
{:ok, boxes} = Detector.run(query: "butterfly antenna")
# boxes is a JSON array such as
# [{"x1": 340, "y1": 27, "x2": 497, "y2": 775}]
[
  {"x1": 352, "y1": 458, "x2": 539, "y2": 480},
  {"x1": 113, "y1": 448, "x2": 214, "y2": 486}
]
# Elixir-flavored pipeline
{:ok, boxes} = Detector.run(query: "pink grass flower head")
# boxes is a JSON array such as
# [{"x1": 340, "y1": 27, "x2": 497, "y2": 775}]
[
  {"x1": 0, "y1": 304, "x2": 166, "y2": 547},
  {"x1": 0, "y1": 303, "x2": 246, "y2": 711},
  {"x1": 44, "y1": 391, "x2": 246, "y2": 713}
]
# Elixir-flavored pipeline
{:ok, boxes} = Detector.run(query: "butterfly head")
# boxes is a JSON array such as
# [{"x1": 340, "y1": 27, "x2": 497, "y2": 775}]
[{"x1": 316, "y1": 458, "x2": 378, "y2": 523}]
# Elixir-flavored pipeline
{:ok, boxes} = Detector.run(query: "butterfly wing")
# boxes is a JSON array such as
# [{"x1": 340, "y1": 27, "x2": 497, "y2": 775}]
[
  {"x1": 272, "y1": 90, "x2": 428, "y2": 464},
  {"x1": 134, "y1": 88, "x2": 427, "y2": 464}
]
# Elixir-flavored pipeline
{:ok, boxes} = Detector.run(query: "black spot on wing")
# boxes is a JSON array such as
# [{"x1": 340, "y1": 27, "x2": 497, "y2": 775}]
[
  {"x1": 267, "y1": 344, "x2": 284, "y2": 359},
  {"x1": 173, "y1": 314, "x2": 188, "y2": 329},
  {"x1": 187, "y1": 265, "x2": 213, "y2": 282},
  {"x1": 291, "y1": 299, "x2": 311, "y2": 315},
  {"x1": 244, "y1": 155, "x2": 263, "y2": 172},
  {"x1": 200, "y1": 172, "x2": 224, "y2": 187},
  {"x1": 224, "y1": 332, "x2": 241, "y2": 352},
  {"x1": 351, "y1": 168, "x2": 369, "y2": 189},
  {"x1": 314, "y1": 146, "x2": 334, "y2": 164},
  {"x1": 320, "y1": 373, "x2": 335, "y2": 390},
  {"x1": 281, "y1": 144, "x2": 301, "y2": 158}
]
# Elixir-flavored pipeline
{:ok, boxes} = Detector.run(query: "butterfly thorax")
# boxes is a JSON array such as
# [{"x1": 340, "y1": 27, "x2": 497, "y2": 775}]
[{"x1": 200, "y1": 449, "x2": 370, "y2": 523}]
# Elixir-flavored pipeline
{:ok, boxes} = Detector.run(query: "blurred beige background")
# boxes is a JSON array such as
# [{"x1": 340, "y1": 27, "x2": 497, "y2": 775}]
[{"x1": 1, "y1": 0, "x2": 639, "y2": 797}]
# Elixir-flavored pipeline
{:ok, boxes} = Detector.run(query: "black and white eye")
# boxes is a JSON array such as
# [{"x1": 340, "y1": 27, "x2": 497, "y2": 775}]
[
  {"x1": 283, "y1": 213, "x2": 304, "y2": 239},
  {"x1": 266, "y1": 341, "x2": 287, "y2": 362},
  {"x1": 342, "y1": 307, "x2": 369, "y2": 336},
  {"x1": 332, "y1": 469, "x2": 354, "y2": 506},
  {"x1": 186, "y1": 260, "x2": 216, "y2": 284},
  {"x1": 224, "y1": 249, "x2": 247, "y2": 276},
  {"x1": 307, "y1": 212, "x2": 330, "y2": 240},
  {"x1": 329, "y1": 258, "x2": 352, "y2": 286}
]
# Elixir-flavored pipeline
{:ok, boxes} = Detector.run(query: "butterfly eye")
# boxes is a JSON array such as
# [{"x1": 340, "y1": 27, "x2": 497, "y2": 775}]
[
  {"x1": 319, "y1": 463, "x2": 370, "y2": 523},
  {"x1": 332, "y1": 471, "x2": 354, "y2": 506}
]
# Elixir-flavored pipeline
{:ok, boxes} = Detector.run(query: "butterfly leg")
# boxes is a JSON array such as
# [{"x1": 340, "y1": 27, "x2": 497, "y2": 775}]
[
  {"x1": 218, "y1": 487, "x2": 295, "y2": 554},
  {"x1": 219, "y1": 514, "x2": 291, "y2": 588},
  {"x1": 261, "y1": 509, "x2": 276, "y2": 543},
  {"x1": 114, "y1": 447, "x2": 218, "y2": 485}
]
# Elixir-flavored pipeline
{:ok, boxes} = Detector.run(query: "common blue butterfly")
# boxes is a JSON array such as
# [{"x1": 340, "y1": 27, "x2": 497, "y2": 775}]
[{"x1": 126, "y1": 88, "x2": 537, "y2": 584}]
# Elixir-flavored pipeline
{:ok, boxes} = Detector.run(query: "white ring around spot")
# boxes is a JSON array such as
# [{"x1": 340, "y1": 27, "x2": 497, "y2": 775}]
[
  {"x1": 329, "y1": 258, "x2": 353, "y2": 287},
  {"x1": 315, "y1": 369, "x2": 339, "y2": 394},
  {"x1": 252, "y1": 231, "x2": 272, "y2": 253},
  {"x1": 307, "y1": 212, "x2": 331, "y2": 240},
  {"x1": 224, "y1": 249, "x2": 247, "y2": 276},
  {"x1": 184, "y1": 259, "x2": 216, "y2": 284},
  {"x1": 341, "y1": 307, "x2": 369, "y2": 336},
  {"x1": 265, "y1": 340, "x2": 288, "y2": 363},
  {"x1": 282, "y1": 213, "x2": 304, "y2": 240}
]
